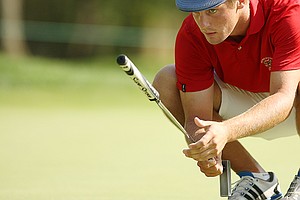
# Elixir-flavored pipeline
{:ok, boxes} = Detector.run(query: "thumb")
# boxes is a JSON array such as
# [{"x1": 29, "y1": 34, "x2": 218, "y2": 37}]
[{"x1": 194, "y1": 117, "x2": 213, "y2": 128}]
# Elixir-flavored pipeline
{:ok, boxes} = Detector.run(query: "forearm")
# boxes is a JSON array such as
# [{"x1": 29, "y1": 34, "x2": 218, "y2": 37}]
[{"x1": 224, "y1": 92, "x2": 295, "y2": 141}]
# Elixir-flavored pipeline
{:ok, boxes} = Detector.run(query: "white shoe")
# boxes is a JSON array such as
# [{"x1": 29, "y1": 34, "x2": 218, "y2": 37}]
[
  {"x1": 282, "y1": 175, "x2": 300, "y2": 199},
  {"x1": 229, "y1": 172, "x2": 282, "y2": 200}
]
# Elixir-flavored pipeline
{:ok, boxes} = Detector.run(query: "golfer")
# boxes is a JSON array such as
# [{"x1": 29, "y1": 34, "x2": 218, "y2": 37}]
[{"x1": 153, "y1": 0, "x2": 300, "y2": 199}]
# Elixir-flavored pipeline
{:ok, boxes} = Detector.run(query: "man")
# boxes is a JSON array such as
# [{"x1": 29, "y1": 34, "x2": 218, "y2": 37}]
[{"x1": 152, "y1": 0, "x2": 300, "y2": 199}]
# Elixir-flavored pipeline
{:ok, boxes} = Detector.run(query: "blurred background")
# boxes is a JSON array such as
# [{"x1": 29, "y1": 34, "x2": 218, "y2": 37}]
[
  {"x1": 0, "y1": 1, "x2": 299, "y2": 200},
  {"x1": 0, "y1": 0, "x2": 186, "y2": 58}
]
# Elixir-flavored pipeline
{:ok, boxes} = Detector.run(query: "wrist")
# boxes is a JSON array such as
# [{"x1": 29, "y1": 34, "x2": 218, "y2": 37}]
[{"x1": 221, "y1": 120, "x2": 236, "y2": 142}]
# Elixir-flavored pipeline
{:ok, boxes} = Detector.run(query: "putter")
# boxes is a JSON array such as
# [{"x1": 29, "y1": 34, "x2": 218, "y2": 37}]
[{"x1": 116, "y1": 54, "x2": 231, "y2": 197}]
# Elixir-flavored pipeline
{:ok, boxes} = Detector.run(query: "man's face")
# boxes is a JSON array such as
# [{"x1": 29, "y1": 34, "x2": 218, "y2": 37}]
[{"x1": 192, "y1": 1, "x2": 241, "y2": 44}]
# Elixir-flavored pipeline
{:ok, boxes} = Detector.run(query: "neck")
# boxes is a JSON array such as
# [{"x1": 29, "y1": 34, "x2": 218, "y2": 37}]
[{"x1": 231, "y1": 2, "x2": 251, "y2": 36}]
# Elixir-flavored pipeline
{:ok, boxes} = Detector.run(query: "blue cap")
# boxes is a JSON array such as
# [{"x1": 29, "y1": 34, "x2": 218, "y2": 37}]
[{"x1": 176, "y1": 0, "x2": 227, "y2": 12}]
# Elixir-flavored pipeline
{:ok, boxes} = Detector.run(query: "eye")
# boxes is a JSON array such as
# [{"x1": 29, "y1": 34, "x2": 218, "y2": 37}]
[{"x1": 208, "y1": 9, "x2": 217, "y2": 14}]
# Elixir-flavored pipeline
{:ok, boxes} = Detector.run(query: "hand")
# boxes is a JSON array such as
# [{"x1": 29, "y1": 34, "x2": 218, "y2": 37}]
[
  {"x1": 183, "y1": 117, "x2": 229, "y2": 161},
  {"x1": 197, "y1": 153, "x2": 223, "y2": 177}
]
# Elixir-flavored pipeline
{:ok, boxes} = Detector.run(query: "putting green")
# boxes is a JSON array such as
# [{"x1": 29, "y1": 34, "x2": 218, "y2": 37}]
[{"x1": 0, "y1": 104, "x2": 299, "y2": 200}]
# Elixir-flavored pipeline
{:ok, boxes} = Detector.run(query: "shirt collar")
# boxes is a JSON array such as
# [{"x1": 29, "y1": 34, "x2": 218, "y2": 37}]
[{"x1": 247, "y1": 0, "x2": 265, "y2": 35}]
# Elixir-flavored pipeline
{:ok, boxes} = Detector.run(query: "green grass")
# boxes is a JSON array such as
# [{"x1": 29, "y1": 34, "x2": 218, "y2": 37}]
[
  {"x1": 0, "y1": 53, "x2": 169, "y2": 109},
  {"x1": 0, "y1": 53, "x2": 299, "y2": 199}
]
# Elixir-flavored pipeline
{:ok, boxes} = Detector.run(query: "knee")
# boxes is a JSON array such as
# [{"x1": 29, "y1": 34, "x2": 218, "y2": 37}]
[{"x1": 153, "y1": 64, "x2": 176, "y2": 89}]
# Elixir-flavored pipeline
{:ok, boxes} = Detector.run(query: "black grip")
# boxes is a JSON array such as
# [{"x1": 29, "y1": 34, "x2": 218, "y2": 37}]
[{"x1": 116, "y1": 54, "x2": 127, "y2": 65}]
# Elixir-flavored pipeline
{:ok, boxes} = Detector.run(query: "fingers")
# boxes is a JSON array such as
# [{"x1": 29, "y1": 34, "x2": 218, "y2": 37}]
[
  {"x1": 183, "y1": 146, "x2": 217, "y2": 161},
  {"x1": 194, "y1": 117, "x2": 212, "y2": 127},
  {"x1": 191, "y1": 118, "x2": 215, "y2": 149},
  {"x1": 189, "y1": 133, "x2": 213, "y2": 149},
  {"x1": 183, "y1": 134, "x2": 218, "y2": 161},
  {"x1": 197, "y1": 160, "x2": 223, "y2": 177},
  {"x1": 184, "y1": 117, "x2": 227, "y2": 162},
  {"x1": 194, "y1": 117, "x2": 213, "y2": 143}
]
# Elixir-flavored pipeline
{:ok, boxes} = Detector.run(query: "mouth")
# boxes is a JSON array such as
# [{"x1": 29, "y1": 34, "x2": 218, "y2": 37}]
[
  {"x1": 204, "y1": 31, "x2": 217, "y2": 35},
  {"x1": 200, "y1": 29, "x2": 217, "y2": 35}
]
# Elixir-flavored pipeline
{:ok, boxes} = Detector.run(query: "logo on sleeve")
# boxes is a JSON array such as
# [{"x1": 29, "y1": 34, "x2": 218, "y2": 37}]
[
  {"x1": 261, "y1": 57, "x2": 273, "y2": 71},
  {"x1": 182, "y1": 84, "x2": 186, "y2": 92}
]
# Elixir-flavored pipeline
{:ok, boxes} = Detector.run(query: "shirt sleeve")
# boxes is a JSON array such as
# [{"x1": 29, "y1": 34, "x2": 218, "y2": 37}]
[
  {"x1": 175, "y1": 15, "x2": 214, "y2": 92},
  {"x1": 270, "y1": 4, "x2": 300, "y2": 71}
]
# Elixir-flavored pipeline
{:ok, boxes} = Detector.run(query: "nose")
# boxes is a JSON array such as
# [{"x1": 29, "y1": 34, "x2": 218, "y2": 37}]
[{"x1": 193, "y1": 12, "x2": 210, "y2": 29}]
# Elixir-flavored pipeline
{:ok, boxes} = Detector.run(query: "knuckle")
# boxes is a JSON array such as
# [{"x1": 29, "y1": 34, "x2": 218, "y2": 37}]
[
  {"x1": 198, "y1": 140, "x2": 206, "y2": 147},
  {"x1": 211, "y1": 142, "x2": 217, "y2": 148},
  {"x1": 212, "y1": 149, "x2": 218, "y2": 155},
  {"x1": 197, "y1": 161, "x2": 205, "y2": 167},
  {"x1": 205, "y1": 173, "x2": 214, "y2": 177}
]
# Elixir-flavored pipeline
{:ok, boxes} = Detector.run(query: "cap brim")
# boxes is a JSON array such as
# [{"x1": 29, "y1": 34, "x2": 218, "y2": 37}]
[{"x1": 175, "y1": 0, "x2": 227, "y2": 12}]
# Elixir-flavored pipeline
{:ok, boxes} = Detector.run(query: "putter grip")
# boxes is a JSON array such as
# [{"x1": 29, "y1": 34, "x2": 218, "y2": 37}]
[
  {"x1": 117, "y1": 54, "x2": 126, "y2": 65},
  {"x1": 117, "y1": 54, "x2": 134, "y2": 76},
  {"x1": 116, "y1": 54, "x2": 159, "y2": 101}
]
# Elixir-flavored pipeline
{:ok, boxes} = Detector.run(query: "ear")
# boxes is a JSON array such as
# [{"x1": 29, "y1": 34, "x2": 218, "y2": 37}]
[{"x1": 237, "y1": 0, "x2": 246, "y2": 9}]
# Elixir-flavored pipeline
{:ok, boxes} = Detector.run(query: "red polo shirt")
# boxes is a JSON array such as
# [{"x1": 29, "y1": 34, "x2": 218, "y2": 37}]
[{"x1": 175, "y1": 0, "x2": 300, "y2": 93}]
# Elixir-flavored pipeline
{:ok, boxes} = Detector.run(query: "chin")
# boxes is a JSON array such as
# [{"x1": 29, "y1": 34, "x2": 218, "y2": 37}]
[
  {"x1": 206, "y1": 37, "x2": 227, "y2": 45},
  {"x1": 207, "y1": 39, "x2": 224, "y2": 45}
]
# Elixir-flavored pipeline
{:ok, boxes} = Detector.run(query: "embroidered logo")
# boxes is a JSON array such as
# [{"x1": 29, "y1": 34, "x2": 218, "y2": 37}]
[
  {"x1": 182, "y1": 84, "x2": 186, "y2": 92},
  {"x1": 261, "y1": 57, "x2": 273, "y2": 70}
]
